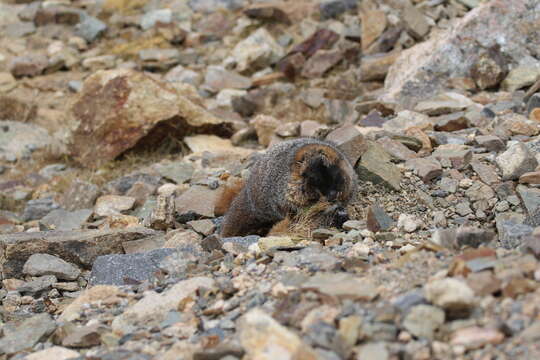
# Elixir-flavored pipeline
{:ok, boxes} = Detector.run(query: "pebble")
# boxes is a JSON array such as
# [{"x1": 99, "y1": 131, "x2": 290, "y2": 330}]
[
  {"x1": 496, "y1": 142, "x2": 538, "y2": 180},
  {"x1": 403, "y1": 304, "x2": 445, "y2": 340},
  {"x1": 23, "y1": 254, "x2": 81, "y2": 280},
  {"x1": 425, "y1": 278, "x2": 475, "y2": 314}
]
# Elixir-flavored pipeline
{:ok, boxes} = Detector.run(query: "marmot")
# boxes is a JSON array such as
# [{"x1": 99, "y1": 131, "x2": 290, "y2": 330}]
[{"x1": 220, "y1": 138, "x2": 358, "y2": 237}]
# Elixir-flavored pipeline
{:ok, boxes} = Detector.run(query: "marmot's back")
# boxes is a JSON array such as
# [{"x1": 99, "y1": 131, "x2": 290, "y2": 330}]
[{"x1": 220, "y1": 138, "x2": 357, "y2": 237}]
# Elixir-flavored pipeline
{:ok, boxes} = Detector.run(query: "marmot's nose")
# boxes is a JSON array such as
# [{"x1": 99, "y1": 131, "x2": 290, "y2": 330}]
[{"x1": 335, "y1": 208, "x2": 349, "y2": 227}]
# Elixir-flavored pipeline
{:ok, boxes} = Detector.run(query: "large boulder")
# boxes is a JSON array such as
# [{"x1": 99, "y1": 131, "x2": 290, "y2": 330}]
[
  {"x1": 382, "y1": 0, "x2": 540, "y2": 109},
  {"x1": 67, "y1": 69, "x2": 233, "y2": 167}
]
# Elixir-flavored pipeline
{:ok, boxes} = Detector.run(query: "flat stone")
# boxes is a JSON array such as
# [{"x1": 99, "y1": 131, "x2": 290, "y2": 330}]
[
  {"x1": 258, "y1": 236, "x2": 295, "y2": 252},
  {"x1": 0, "y1": 313, "x2": 56, "y2": 355},
  {"x1": 361, "y1": 9, "x2": 387, "y2": 50},
  {"x1": 23, "y1": 346, "x2": 80, "y2": 360},
  {"x1": 204, "y1": 65, "x2": 252, "y2": 92},
  {"x1": 501, "y1": 66, "x2": 540, "y2": 92},
  {"x1": 302, "y1": 272, "x2": 378, "y2": 300},
  {"x1": 450, "y1": 326, "x2": 504, "y2": 350},
  {"x1": 67, "y1": 69, "x2": 232, "y2": 167},
  {"x1": 425, "y1": 278, "x2": 475, "y2": 314},
  {"x1": 94, "y1": 195, "x2": 136, "y2": 217},
  {"x1": 496, "y1": 142, "x2": 538, "y2": 180},
  {"x1": 475, "y1": 135, "x2": 505, "y2": 152},
  {"x1": 239, "y1": 308, "x2": 319, "y2": 360},
  {"x1": 23, "y1": 253, "x2": 80, "y2": 280},
  {"x1": 61, "y1": 324, "x2": 102, "y2": 348},
  {"x1": 277, "y1": 246, "x2": 341, "y2": 272},
  {"x1": 325, "y1": 124, "x2": 367, "y2": 165},
  {"x1": 519, "y1": 171, "x2": 540, "y2": 184},
  {"x1": 0, "y1": 228, "x2": 158, "y2": 278},
  {"x1": 187, "y1": 219, "x2": 216, "y2": 236},
  {"x1": 402, "y1": 4, "x2": 429, "y2": 40},
  {"x1": 466, "y1": 271, "x2": 501, "y2": 296},
  {"x1": 89, "y1": 248, "x2": 177, "y2": 286},
  {"x1": 356, "y1": 342, "x2": 389, "y2": 360},
  {"x1": 139, "y1": 48, "x2": 181, "y2": 70},
  {"x1": 403, "y1": 304, "x2": 445, "y2": 340},
  {"x1": 356, "y1": 141, "x2": 402, "y2": 190},
  {"x1": 40, "y1": 209, "x2": 92, "y2": 231},
  {"x1": 140, "y1": 9, "x2": 172, "y2": 30},
  {"x1": 175, "y1": 185, "x2": 222, "y2": 219},
  {"x1": 111, "y1": 276, "x2": 215, "y2": 335},
  {"x1": 432, "y1": 144, "x2": 472, "y2": 169},
  {"x1": 301, "y1": 49, "x2": 343, "y2": 78},
  {"x1": 18, "y1": 275, "x2": 57, "y2": 295},
  {"x1": 405, "y1": 157, "x2": 442, "y2": 182},
  {"x1": 471, "y1": 161, "x2": 499, "y2": 185},
  {"x1": 59, "y1": 285, "x2": 122, "y2": 322}
]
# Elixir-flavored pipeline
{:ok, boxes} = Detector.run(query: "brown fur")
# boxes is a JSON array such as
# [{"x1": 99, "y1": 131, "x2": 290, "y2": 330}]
[
  {"x1": 220, "y1": 138, "x2": 357, "y2": 238},
  {"x1": 214, "y1": 176, "x2": 245, "y2": 216}
]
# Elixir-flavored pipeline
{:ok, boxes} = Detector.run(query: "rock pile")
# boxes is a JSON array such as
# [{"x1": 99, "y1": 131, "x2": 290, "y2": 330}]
[{"x1": 0, "y1": 0, "x2": 540, "y2": 359}]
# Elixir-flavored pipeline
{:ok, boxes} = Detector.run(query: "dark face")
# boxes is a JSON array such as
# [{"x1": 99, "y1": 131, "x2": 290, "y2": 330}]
[{"x1": 303, "y1": 158, "x2": 345, "y2": 202}]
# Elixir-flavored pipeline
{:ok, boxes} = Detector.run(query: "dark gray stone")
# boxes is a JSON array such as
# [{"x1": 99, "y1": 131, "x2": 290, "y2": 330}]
[
  {"x1": 21, "y1": 197, "x2": 60, "y2": 222},
  {"x1": 320, "y1": 0, "x2": 358, "y2": 20},
  {"x1": 17, "y1": 275, "x2": 57, "y2": 295},
  {"x1": 89, "y1": 248, "x2": 177, "y2": 285}
]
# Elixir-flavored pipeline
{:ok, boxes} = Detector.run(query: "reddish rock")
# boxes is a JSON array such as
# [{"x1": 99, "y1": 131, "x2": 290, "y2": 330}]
[{"x1": 67, "y1": 69, "x2": 232, "y2": 167}]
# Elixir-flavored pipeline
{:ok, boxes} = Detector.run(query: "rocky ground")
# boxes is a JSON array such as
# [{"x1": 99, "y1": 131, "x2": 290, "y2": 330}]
[{"x1": 0, "y1": 0, "x2": 540, "y2": 359}]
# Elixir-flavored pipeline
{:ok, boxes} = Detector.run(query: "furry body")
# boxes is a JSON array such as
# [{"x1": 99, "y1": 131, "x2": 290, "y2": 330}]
[{"x1": 220, "y1": 138, "x2": 357, "y2": 237}]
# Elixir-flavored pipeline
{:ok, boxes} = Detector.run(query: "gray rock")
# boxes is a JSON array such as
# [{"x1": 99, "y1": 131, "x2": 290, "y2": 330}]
[
  {"x1": 356, "y1": 142, "x2": 402, "y2": 190},
  {"x1": 393, "y1": 290, "x2": 427, "y2": 313},
  {"x1": 366, "y1": 204, "x2": 394, "y2": 233},
  {"x1": 517, "y1": 185, "x2": 540, "y2": 215},
  {"x1": 495, "y1": 213, "x2": 533, "y2": 249},
  {"x1": 154, "y1": 161, "x2": 194, "y2": 184},
  {"x1": 23, "y1": 253, "x2": 81, "y2": 280},
  {"x1": 140, "y1": 9, "x2": 172, "y2": 30},
  {"x1": 89, "y1": 248, "x2": 177, "y2": 285},
  {"x1": 75, "y1": 15, "x2": 107, "y2": 42},
  {"x1": 22, "y1": 198, "x2": 60, "y2": 222},
  {"x1": 0, "y1": 313, "x2": 56, "y2": 355},
  {"x1": 189, "y1": 0, "x2": 245, "y2": 12},
  {"x1": 403, "y1": 304, "x2": 445, "y2": 340},
  {"x1": 204, "y1": 65, "x2": 252, "y2": 92},
  {"x1": 40, "y1": 208, "x2": 92, "y2": 231},
  {"x1": 475, "y1": 135, "x2": 505, "y2": 152},
  {"x1": 275, "y1": 246, "x2": 341, "y2": 272},
  {"x1": 38, "y1": 163, "x2": 67, "y2": 179},
  {"x1": 0, "y1": 121, "x2": 53, "y2": 162},
  {"x1": 17, "y1": 275, "x2": 56, "y2": 295},
  {"x1": 496, "y1": 142, "x2": 538, "y2": 180},
  {"x1": 382, "y1": 0, "x2": 540, "y2": 108},
  {"x1": 60, "y1": 179, "x2": 100, "y2": 211},
  {"x1": 320, "y1": 0, "x2": 357, "y2": 20},
  {"x1": 405, "y1": 157, "x2": 442, "y2": 182},
  {"x1": 0, "y1": 228, "x2": 159, "y2": 278}
]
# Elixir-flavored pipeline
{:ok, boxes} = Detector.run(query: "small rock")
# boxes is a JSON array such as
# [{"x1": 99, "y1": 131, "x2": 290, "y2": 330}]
[
  {"x1": 75, "y1": 15, "x2": 107, "y2": 42},
  {"x1": 23, "y1": 253, "x2": 81, "y2": 280},
  {"x1": 301, "y1": 49, "x2": 343, "y2": 78},
  {"x1": 61, "y1": 324, "x2": 102, "y2": 348},
  {"x1": 356, "y1": 142, "x2": 402, "y2": 190},
  {"x1": 187, "y1": 219, "x2": 216, "y2": 236},
  {"x1": 475, "y1": 135, "x2": 505, "y2": 152},
  {"x1": 232, "y1": 28, "x2": 284, "y2": 72},
  {"x1": 303, "y1": 272, "x2": 378, "y2": 301},
  {"x1": 501, "y1": 66, "x2": 540, "y2": 92},
  {"x1": 140, "y1": 9, "x2": 172, "y2": 30},
  {"x1": 397, "y1": 214, "x2": 422, "y2": 233},
  {"x1": 402, "y1": 4, "x2": 429, "y2": 40},
  {"x1": 356, "y1": 342, "x2": 389, "y2": 360},
  {"x1": 325, "y1": 124, "x2": 367, "y2": 165},
  {"x1": 405, "y1": 157, "x2": 442, "y2": 182},
  {"x1": 175, "y1": 185, "x2": 222, "y2": 219},
  {"x1": 0, "y1": 313, "x2": 56, "y2": 355},
  {"x1": 239, "y1": 308, "x2": 319, "y2": 359},
  {"x1": 496, "y1": 142, "x2": 538, "y2": 180},
  {"x1": 60, "y1": 180, "x2": 100, "y2": 211},
  {"x1": 23, "y1": 346, "x2": 80, "y2": 360},
  {"x1": 366, "y1": 204, "x2": 394, "y2": 233},
  {"x1": 470, "y1": 45, "x2": 509, "y2": 90},
  {"x1": 94, "y1": 195, "x2": 136, "y2": 217},
  {"x1": 40, "y1": 209, "x2": 92, "y2": 231},
  {"x1": 403, "y1": 304, "x2": 445, "y2": 340},
  {"x1": 9, "y1": 55, "x2": 48, "y2": 78},
  {"x1": 450, "y1": 326, "x2": 504, "y2": 350},
  {"x1": 251, "y1": 114, "x2": 280, "y2": 147},
  {"x1": 89, "y1": 248, "x2": 176, "y2": 286},
  {"x1": 425, "y1": 278, "x2": 475, "y2": 315},
  {"x1": 22, "y1": 198, "x2": 60, "y2": 222},
  {"x1": 432, "y1": 144, "x2": 472, "y2": 170}
]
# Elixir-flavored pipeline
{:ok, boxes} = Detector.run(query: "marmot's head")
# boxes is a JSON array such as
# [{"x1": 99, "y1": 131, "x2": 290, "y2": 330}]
[{"x1": 291, "y1": 143, "x2": 356, "y2": 206}]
